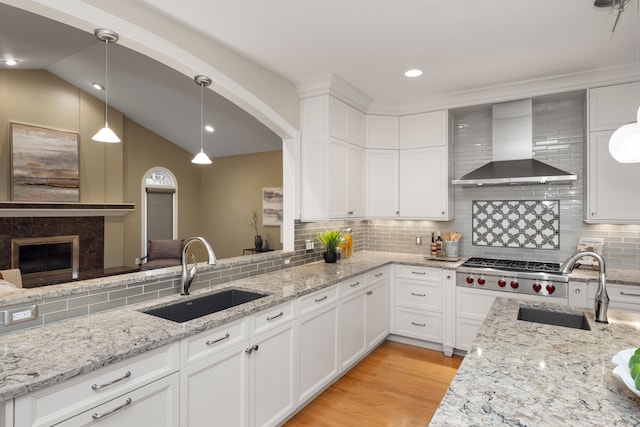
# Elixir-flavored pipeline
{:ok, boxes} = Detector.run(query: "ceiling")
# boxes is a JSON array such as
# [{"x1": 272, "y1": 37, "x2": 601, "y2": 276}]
[{"x1": 0, "y1": 1, "x2": 638, "y2": 157}]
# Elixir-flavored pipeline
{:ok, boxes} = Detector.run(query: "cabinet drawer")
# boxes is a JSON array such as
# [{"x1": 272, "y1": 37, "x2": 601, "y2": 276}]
[
  {"x1": 396, "y1": 281, "x2": 442, "y2": 312},
  {"x1": 395, "y1": 265, "x2": 442, "y2": 281},
  {"x1": 607, "y1": 284, "x2": 640, "y2": 306},
  {"x1": 14, "y1": 343, "x2": 179, "y2": 427},
  {"x1": 253, "y1": 300, "x2": 295, "y2": 336},
  {"x1": 339, "y1": 275, "x2": 365, "y2": 298},
  {"x1": 394, "y1": 307, "x2": 442, "y2": 343},
  {"x1": 366, "y1": 267, "x2": 389, "y2": 284},
  {"x1": 180, "y1": 317, "x2": 249, "y2": 366},
  {"x1": 299, "y1": 285, "x2": 338, "y2": 316}
]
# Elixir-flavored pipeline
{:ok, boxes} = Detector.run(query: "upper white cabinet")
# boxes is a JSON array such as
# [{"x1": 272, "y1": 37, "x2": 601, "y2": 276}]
[
  {"x1": 365, "y1": 111, "x2": 453, "y2": 220},
  {"x1": 300, "y1": 95, "x2": 365, "y2": 220},
  {"x1": 586, "y1": 82, "x2": 640, "y2": 223},
  {"x1": 399, "y1": 111, "x2": 448, "y2": 149}
]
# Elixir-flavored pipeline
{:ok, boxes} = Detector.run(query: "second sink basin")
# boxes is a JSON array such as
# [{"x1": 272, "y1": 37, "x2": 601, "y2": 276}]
[
  {"x1": 144, "y1": 289, "x2": 268, "y2": 323},
  {"x1": 517, "y1": 306, "x2": 591, "y2": 330}
]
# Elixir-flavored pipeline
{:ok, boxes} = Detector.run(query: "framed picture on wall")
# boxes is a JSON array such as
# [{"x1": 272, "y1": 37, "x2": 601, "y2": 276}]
[
  {"x1": 262, "y1": 187, "x2": 283, "y2": 226},
  {"x1": 10, "y1": 123, "x2": 80, "y2": 202}
]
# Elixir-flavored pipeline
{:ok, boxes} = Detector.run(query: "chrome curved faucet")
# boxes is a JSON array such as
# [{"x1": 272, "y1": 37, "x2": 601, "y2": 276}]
[
  {"x1": 560, "y1": 251, "x2": 609, "y2": 323},
  {"x1": 181, "y1": 236, "x2": 216, "y2": 295}
]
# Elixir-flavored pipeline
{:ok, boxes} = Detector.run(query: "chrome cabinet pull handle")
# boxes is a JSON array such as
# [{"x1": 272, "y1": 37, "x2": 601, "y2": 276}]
[
  {"x1": 206, "y1": 333, "x2": 230, "y2": 345},
  {"x1": 411, "y1": 271, "x2": 426, "y2": 275},
  {"x1": 92, "y1": 371, "x2": 131, "y2": 390},
  {"x1": 375, "y1": 272, "x2": 383, "y2": 277},
  {"x1": 92, "y1": 398, "x2": 132, "y2": 419},
  {"x1": 411, "y1": 292, "x2": 426, "y2": 297},
  {"x1": 350, "y1": 281, "x2": 361, "y2": 288},
  {"x1": 315, "y1": 295, "x2": 328, "y2": 303},
  {"x1": 245, "y1": 344, "x2": 259, "y2": 354},
  {"x1": 446, "y1": 275, "x2": 451, "y2": 280},
  {"x1": 266, "y1": 311, "x2": 284, "y2": 321},
  {"x1": 366, "y1": 291, "x2": 373, "y2": 296},
  {"x1": 574, "y1": 288, "x2": 581, "y2": 294},
  {"x1": 347, "y1": 211, "x2": 354, "y2": 215},
  {"x1": 411, "y1": 321, "x2": 426, "y2": 327},
  {"x1": 621, "y1": 291, "x2": 640, "y2": 297}
]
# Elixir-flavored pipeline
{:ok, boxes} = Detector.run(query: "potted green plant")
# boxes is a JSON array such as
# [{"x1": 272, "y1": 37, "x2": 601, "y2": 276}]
[{"x1": 316, "y1": 229, "x2": 343, "y2": 263}]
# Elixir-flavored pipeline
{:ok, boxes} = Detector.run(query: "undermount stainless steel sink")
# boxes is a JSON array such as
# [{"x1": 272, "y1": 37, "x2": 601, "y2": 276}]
[
  {"x1": 517, "y1": 307, "x2": 591, "y2": 331},
  {"x1": 143, "y1": 289, "x2": 268, "y2": 323}
]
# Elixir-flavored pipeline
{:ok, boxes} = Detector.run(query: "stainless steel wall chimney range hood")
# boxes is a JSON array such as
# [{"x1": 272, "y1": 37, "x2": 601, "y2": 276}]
[{"x1": 451, "y1": 99, "x2": 578, "y2": 186}]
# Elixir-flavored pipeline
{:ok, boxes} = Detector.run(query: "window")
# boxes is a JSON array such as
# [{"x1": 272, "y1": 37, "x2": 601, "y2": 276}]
[{"x1": 142, "y1": 168, "x2": 178, "y2": 255}]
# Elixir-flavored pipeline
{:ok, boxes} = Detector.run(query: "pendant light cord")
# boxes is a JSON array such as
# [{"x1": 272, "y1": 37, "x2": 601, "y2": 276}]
[
  {"x1": 104, "y1": 38, "x2": 109, "y2": 125},
  {"x1": 200, "y1": 82, "x2": 204, "y2": 152}
]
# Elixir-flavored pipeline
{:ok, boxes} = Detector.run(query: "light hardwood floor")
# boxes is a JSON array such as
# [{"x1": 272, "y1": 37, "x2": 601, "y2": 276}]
[{"x1": 284, "y1": 341, "x2": 463, "y2": 427}]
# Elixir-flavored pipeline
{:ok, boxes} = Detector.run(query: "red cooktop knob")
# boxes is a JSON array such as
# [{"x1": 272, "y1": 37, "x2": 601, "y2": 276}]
[
  {"x1": 466, "y1": 276, "x2": 474, "y2": 284},
  {"x1": 498, "y1": 279, "x2": 507, "y2": 287},
  {"x1": 510, "y1": 281, "x2": 519, "y2": 289},
  {"x1": 546, "y1": 284, "x2": 556, "y2": 295},
  {"x1": 532, "y1": 283, "x2": 542, "y2": 293},
  {"x1": 477, "y1": 277, "x2": 486, "y2": 285}
]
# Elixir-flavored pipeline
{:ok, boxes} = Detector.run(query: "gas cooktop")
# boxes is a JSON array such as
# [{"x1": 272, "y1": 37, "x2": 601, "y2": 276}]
[{"x1": 461, "y1": 257, "x2": 561, "y2": 274}]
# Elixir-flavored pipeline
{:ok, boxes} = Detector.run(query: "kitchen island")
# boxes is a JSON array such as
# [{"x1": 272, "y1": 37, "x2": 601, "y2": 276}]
[{"x1": 430, "y1": 298, "x2": 640, "y2": 426}]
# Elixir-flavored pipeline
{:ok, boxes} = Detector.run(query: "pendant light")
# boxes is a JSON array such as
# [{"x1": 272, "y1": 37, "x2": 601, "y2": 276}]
[
  {"x1": 192, "y1": 75, "x2": 213, "y2": 164},
  {"x1": 608, "y1": 1, "x2": 640, "y2": 163},
  {"x1": 92, "y1": 29, "x2": 121, "y2": 143}
]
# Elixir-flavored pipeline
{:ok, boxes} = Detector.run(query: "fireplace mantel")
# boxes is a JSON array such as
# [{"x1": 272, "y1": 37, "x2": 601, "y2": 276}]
[{"x1": 0, "y1": 202, "x2": 135, "y2": 217}]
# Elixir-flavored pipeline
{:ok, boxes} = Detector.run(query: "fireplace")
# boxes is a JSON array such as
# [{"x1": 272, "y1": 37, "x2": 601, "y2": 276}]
[{"x1": 12, "y1": 235, "x2": 80, "y2": 281}]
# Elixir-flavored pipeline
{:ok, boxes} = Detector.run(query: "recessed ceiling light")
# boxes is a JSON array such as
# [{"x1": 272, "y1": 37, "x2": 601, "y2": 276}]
[
  {"x1": 92, "y1": 82, "x2": 104, "y2": 90},
  {"x1": 2, "y1": 59, "x2": 18, "y2": 66},
  {"x1": 205, "y1": 125, "x2": 214, "y2": 133},
  {"x1": 404, "y1": 69, "x2": 422, "y2": 78}
]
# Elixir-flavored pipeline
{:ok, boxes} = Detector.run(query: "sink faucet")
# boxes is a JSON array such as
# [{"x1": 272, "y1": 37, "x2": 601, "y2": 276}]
[
  {"x1": 560, "y1": 251, "x2": 609, "y2": 324},
  {"x1": 181, "y1": 236, "x2": 216, "y2": 295}
]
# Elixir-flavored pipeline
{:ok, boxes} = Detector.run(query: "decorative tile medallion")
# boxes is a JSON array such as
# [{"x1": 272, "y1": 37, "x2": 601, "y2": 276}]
[{"x1": 472, "y1": 200, "x2": 560, "y2": 249}]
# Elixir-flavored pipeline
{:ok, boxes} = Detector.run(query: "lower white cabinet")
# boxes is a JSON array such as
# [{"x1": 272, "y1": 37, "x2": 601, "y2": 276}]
[
  {"x1": 298, "y1": 285, "x2": 340, "y2": 404},
  {"x1": 55, "y1": 373, "x2": 179, "y2": 427},
  {"x1": 14, "y1": 343, "x2": 180, "y2": 427},
  {"x1": 365, "y1": 269, "x2": 390, "y2": 349},
  {"x1": 455, "y1": 287, "x2": 497, "y2": 352},
  {"x1": 180, "y1": 301, "x2": 296, "y2": 427},
  {"x1": 570, "y1": 281, "x2": 640, "y2": 313}
]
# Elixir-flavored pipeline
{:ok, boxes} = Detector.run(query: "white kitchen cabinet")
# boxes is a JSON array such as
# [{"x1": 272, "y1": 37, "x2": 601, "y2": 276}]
[
  {"x1": 589, "y1": 81, "x2": 640, "y2": 132},
  {"x1": 339, "y1": 276, "x2": 367, "y2": 371},
  {"x1": 365, "y1": 115, "x2": 399, "y2": 149},
  {"x1": 180, "y1": 302, "x2": 296, "y2": 427},
  {"x1": 393, "y1": 266, "x2": 454, "y2": 355},
  {"x1": 298, "y1": 285, "x2": 340, "y2": 404},
  {"x1": 585, "y1": 130, "x2": 640, "y2": 223},
  {"x1": 399, "y1": 146, "x2": 451, "y2": 219},
  {"x1": 365, "y1": 149, "x2": 399, "y2": 218},
  {"x1": 572, "y1": 281, "x2": 640, "y2": 314},
  {"x1": 455, "y1": 287, "x2": 497, "y2": 352},
  {"x1": 568, "y1": 281, "x2": 588, "y2": 308},
  {"x1": 54, "y1": 373, "x2": 179, "y2": 427},
  {"x1": 399, "y1": 111, "x2": 448, "y2": 149},
  {"x1": 301, "y1": 96, "x2": 365, "y2": 220},
  {"x1": 14, "y1": 343, "x2": 179, "y2": 427},
  {"x1": 586, "y1": 81, "x2": 640, "y2": 223},
  {"x1": 365, "y1": 268, "x2": 390, "y2": 349}
]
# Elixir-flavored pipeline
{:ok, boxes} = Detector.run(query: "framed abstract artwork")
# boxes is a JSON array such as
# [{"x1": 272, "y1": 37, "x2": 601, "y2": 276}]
[
  {"x1": 10, "y1": 123, "x2": 79, "y2": 202},
  {"x1": 262, "y1": 187, "x2": 283, "y2": 226}
]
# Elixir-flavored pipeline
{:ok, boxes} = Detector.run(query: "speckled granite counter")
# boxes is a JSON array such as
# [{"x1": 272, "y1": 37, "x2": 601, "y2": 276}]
[
  {"x1": 430, "y1": 298, "x2": 640, "y2": 426},
  {"x1": 0, "y1": 251, "x2": 460, "y2": 401}
]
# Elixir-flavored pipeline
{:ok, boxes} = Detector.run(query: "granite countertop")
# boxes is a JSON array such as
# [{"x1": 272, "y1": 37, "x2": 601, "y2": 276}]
[
  {"x1": 0, "y1": 251, "x2": 460, "y2": 401},
  {"x1": 430, "y1": 298, "x2": 640, "y2": 426}
]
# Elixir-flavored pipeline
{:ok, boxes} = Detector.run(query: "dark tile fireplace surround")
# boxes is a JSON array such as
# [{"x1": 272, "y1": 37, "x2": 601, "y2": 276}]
[{"x1": 0, "y1": 202, "x2": 136, "y2": 288}]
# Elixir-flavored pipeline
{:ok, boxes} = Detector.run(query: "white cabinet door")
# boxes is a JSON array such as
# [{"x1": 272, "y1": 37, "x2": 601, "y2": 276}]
[
  {"x1": 366, "y1": 115, "x2": 399, "y2": 149},
  {"x1": 365, "y1": 149, "x2": 399, "y2": 218},
  {"x1": 339, "y1": 290, "x2": 366, "y2": 371},
  {"x1": 330, "y1": 97, "x2": 365, "y2": 147},
  {"x1": 365, "y1": 276, "x2": 390, "y2": 349},
  {"x1": 399, "y1": 146, "x2": 447, "y2": 219},
  {"x1": 347, "y1": 142, "x2": 365, "y2": 217},
  {"x1": 328, "y1": 139, "x2": 364, "y2": 218},
  {"x1": 180, "y1": 342, "x2": 250, "y2": 427},
  {"x1": 586, "y1": 130, "x2": 640, "y2": 223},
  {"x1": 399, "y1": 110, "x2": 448, "y2": 149},
  {"x1": 568, "y1": 282, "x2": 588, "y2": 308},
  {"x1": 589, "y1": 82, "x2": 640, "y2": 132},
  {"x1": 251, "y1": 321, "x2": 297, "y2": 427},
  {"x1": 298, "y1": 302, "x2": 339, "y2": 404},
  {"x1": 56, "y1": 373, "x2": 179, "y2": 427}
]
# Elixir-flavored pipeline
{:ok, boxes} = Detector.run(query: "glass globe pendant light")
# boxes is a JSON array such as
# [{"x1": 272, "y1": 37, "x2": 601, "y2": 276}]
[
  {"x1": 192, "y1": 75, "x2": 213, "y2": 164},
  {"x1": 92, "y1": 29, "x2": 121, "y2": 143},
  {"x1": 609, "y1": 106, "x2": 640, "y2": 163}
]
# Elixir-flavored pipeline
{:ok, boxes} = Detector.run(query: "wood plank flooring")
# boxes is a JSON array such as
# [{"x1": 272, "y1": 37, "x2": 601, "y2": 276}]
[{"x1": 284, "y1": 341, "x2": 463, "y2": 427}]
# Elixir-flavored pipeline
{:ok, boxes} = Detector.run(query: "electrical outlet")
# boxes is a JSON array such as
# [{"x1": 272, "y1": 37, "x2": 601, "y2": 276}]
[
  {"x1": 415, "y1": 236, "x2": 422, "y2": 245},
  {"x1": 3, "y1": 305, "x2": 38, "y2": 326},
  {"x1": 305, "y1": 240, "x2": 314, "y2": 251}
]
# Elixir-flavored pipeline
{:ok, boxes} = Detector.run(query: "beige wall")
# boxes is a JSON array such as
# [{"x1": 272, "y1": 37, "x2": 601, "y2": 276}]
[
  {"x1": 200, "y1": 151, "x2": 283, "y2": 259},
  {"x1": 1, "y1": 69, "x2": 283, "y2": 267}
]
